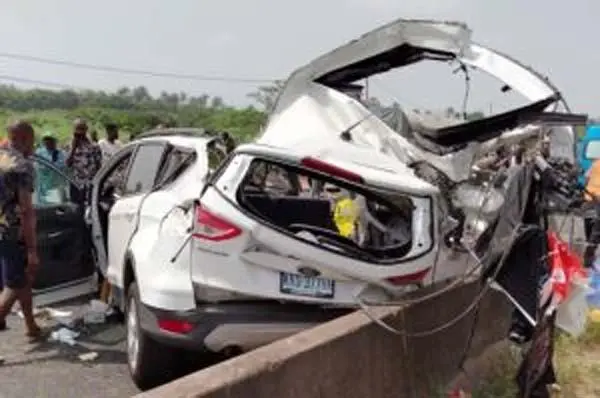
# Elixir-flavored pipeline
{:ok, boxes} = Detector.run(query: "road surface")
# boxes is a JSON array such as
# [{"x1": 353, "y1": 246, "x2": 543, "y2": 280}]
[{"x1": 0, "y1": 299, "x2": 138, "y2": 398}]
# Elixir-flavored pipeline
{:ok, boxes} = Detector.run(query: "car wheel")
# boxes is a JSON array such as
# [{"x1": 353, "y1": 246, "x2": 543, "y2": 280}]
[{"x1": 126, "y1": 282, "x2": 178, "y2": 390}]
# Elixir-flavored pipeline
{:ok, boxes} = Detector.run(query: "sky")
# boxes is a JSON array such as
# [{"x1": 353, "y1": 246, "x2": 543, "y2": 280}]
[{"x1": 0, "y1": 0, "x2": 597, "y2": 115}]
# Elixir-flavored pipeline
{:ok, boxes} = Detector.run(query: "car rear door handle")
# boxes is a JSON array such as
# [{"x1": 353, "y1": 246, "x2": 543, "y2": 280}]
[
  {"x1": 124, "y1": 212, "x2": 135, "y2": 222},
  {"x1": 55, "y1": 208, "x2": 66, "y2": 216}
]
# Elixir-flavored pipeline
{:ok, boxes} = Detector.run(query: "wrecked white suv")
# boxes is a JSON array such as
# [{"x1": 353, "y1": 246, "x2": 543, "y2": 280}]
[{"x1": 83, "y1": 19, "x2": 582, "y2": 390}]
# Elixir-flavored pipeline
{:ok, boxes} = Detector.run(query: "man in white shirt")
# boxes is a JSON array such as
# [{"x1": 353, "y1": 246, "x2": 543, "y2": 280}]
[{"x1": 98, "y1": 122, "x2": 123, "y2": 163}]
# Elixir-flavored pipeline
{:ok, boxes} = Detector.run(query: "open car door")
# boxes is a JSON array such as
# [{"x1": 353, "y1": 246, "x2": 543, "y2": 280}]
[
  {"x1": 190, "y1": 144, "x2": 443, "y2": 307},
  {"x1": 31, "y1": 155, "x2": 96, "y2": 306}
]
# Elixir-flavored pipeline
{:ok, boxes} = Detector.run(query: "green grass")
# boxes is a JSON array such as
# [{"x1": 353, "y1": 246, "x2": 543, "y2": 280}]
[
  {"x1": 0, "y1": 109, "x2": 114, "y2": 144},
  {"x1": 0, "y1": 105, "x2": 266, "y2": 145},
  {"x1": 465, "y1": 316, "x2": 600, "y2": 397}
]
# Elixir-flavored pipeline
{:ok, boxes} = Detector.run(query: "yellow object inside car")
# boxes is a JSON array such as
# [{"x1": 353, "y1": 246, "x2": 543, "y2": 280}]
[{"x1": 333, "y1": 197, "x2": 359, "y2": 238}]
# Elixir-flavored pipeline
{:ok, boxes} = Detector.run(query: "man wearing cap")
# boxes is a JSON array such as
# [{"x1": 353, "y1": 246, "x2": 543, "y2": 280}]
[
  {"x1": 66, "y1": 118, "x2": 102, "y2": 202},
  {"x1": 0, "y1": 121, "x2": 43, "y2": 340}
]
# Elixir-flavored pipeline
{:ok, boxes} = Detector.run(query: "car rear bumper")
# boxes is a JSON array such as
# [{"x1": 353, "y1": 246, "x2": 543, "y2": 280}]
[{"x1": 138, "y1": 300, "x2": 352, "y2": 352}]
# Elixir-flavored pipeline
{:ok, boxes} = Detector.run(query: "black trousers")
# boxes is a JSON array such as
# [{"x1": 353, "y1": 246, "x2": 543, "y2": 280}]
[{"x1": 584, "y1": 216, "x2": 600, "y2": 268}]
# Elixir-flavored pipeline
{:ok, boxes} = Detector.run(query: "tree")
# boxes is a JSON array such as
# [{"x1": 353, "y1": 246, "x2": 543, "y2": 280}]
[
  {"x1": 132, "y1": 86, "x2": 151, "y2": 103},
  {"x1": 0, "y1": 84, "x2": 268, "y2": 143},
  {"x1": 210, "y1": 96, "x2": 224, "y2": 109},
  {"x1": 247, "y1": 80, "x2": 285, "y2": 112}
]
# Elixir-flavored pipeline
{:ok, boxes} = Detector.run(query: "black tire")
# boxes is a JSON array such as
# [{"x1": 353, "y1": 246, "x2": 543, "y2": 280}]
[{"x1": 126, "y1": 282, "x2": 179, "y2": 390}]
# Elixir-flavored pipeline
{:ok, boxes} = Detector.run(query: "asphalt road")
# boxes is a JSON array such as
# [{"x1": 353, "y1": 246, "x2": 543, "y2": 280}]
[{"x1": 0, "y1": 299, "x2": 138, "y2": 398}]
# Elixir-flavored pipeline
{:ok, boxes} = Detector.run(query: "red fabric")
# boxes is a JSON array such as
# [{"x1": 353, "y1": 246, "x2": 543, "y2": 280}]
[{"x1": 547, "y1": 231, "x2": 587, "y2": 303}]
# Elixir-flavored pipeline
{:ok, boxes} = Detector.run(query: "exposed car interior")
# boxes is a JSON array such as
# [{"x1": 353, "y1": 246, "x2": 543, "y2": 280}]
[
  {"x1": 98, "y1": 151, "x2": 134, "y2": 247},
  {"x1": 237, "y1": 159, "x2": 414, "y2": 261}
]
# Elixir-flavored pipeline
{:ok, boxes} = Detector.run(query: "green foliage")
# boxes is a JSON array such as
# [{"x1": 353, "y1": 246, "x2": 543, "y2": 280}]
[
  {"x1": 0, "y1": 85, "x2": 267, "y2": 143},
  {"x1": 0, "y1": 82, "x2": 492, "y2": 145},
  {"x1": 246, "y1": 80, "x2": 285, "y2": 112}
]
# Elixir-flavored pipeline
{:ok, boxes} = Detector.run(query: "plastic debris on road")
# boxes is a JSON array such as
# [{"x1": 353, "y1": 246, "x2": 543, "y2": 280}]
[
  {"x1": 49, "y1": 328, "x2": 80, "y2": 346},
  {"x1": 16, "y1": 307, "x2": 76, "y2": 326},
  {"x1": 83, "y1": 300, "x2": 110, "y2": 325},
  {"x1": 78, "y1": 352, "x2": 99, "y2": 362},
  {"x1": 15, "y1": 307, "x2": 51, "y2": 320}
]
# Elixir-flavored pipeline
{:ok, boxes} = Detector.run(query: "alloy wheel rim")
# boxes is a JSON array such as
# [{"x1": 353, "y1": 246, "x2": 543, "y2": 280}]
[{"x1": 127, "y1": 297, "x2": 140, "y2": 371}]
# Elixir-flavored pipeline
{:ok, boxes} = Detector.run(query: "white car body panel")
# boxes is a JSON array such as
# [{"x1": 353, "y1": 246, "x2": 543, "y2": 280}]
[
  {"x1": 126, "y1": 138, "x2": 210, "y2": 310},
  {"x1": 191, "y1": 146, "x2": 438, "y2": 306},
  {"x1": 258, "y1": 20, "x2": 574, "y2": 181},
  {"x1": 107, "y1": 194, "x2": 142, "y2": 282},
  {"x1": 95, "y1": 135, "x2": 214, "y2": 311}
]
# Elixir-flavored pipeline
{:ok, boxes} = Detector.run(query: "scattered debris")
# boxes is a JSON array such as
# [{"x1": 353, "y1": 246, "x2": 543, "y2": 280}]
[
  {"x1": 49, "y1": 328, "x2": 80, "y2": 346},
  {"x1": 16, "y1": 307, "x2": 75, "y2": 326},
  {"x1": 78, "y1": 352, "x2": 99, "y2": 362},
  {"x1": 83, "y1": 300, "x2": 110, "y2": 325},
  {"x1": 15, "y1": 307, "x2": 51, "y2": 320}
]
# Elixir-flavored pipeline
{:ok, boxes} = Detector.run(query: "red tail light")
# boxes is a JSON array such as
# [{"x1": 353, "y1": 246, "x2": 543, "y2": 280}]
[
  {"x1": 193, "y1": 205, "x2": 242, "y2": 242},
  {"x1": 385, "y1": 268, "x2": 431, "y2": 285},
  {"x1": 301, "y1": 157, "x2": 364, "y2": 184},
  {"x1": 157, "y1": 319, "x2": 194, "y2": 334}
]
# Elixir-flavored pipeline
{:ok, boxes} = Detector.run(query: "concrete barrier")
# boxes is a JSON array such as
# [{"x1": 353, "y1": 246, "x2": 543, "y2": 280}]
[{"x1": 135, "y1": 282, "x2": 512, "y2": 398}]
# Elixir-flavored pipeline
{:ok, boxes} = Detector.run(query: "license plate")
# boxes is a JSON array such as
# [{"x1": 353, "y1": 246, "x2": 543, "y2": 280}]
[{"x1": 279, "y1": 272, "x2": 335, "y2": 298}]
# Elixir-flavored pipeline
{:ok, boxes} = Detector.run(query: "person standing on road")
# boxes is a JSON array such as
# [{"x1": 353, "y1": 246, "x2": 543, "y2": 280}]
[
  {"x1": 98, "y1": 122, "x2": 123, "y2": 164},
  {"x1": 0, "y1": 121, "x2": 43, "y2": 340},
  {"x1": 66, "y1": 118, "x2": 102, "y2": 203}
]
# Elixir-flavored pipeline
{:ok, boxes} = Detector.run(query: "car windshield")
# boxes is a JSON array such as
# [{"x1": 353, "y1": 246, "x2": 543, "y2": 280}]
[{"x1": 586, "y1": 141, "x2": 600, "y2": 159}]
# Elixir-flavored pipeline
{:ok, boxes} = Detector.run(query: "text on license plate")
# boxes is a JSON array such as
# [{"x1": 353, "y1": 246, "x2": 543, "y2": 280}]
[{"x1": 279, "y1": 272, "x2": 335, "y2": 298}]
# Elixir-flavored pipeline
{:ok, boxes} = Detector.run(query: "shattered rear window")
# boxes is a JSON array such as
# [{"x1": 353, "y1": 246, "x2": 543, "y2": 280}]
[{"x1": 237, "y1": 158, "x2": 415, "y2": 262}]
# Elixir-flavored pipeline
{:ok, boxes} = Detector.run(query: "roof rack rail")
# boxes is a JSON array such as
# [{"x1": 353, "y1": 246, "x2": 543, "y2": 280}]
[{"x1": 135, "y1": 127, "x2": 217, "y2": 140}]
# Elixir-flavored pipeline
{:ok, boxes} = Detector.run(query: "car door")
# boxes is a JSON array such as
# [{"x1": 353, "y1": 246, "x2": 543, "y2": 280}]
[
  {"x1": 31, "y1": 156, "x2": 96, "y2": 305},
  {"x1": 107, "y1": 142, "x2": 168, "y2": 274},
  {"x1": 190, "y1": 147, "x2": 441, "y2": 306},
  {"x1": 89, "y1": 146, "x2": 136, "y2": 277}
]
